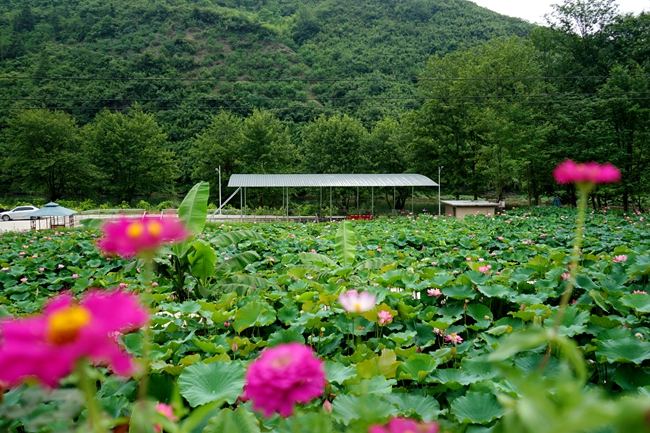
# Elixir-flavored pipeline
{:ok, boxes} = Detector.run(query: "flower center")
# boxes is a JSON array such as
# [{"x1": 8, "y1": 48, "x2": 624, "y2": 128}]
[
  {"x1": 47, "y1": 305, "x2": 91, "y2": 345},
  {"x1": 127, "y1": 222, "x2": 144, "y2": 238},
  {"x1": 271, "y1": 354, "x2": 293, "y2": 369},
  {"x1": 147, "y1": 220, "x2": 162, "y2": 237}
]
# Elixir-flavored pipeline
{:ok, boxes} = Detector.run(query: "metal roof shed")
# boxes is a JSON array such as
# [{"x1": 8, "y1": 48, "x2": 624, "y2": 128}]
[
  {"x1": 26, "y1": 202, "x2": 78, "y2": 230},
  {"x1": 225, "y1": 174, "x2": 438, "y2": 220}
]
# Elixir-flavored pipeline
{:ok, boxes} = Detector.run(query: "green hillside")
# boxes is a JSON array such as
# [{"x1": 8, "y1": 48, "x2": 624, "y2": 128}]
[{"x1": 0, "y1": 0, "x2": 533, "y2": 130}]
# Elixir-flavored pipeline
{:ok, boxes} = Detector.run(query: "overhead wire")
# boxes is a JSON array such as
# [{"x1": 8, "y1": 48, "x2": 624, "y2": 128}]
[{"x1": 0, "y1": 73, "x2": 649, "y2": 82}]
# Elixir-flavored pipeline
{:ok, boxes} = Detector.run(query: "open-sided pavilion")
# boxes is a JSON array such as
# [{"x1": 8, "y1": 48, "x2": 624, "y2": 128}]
[{"x1": 220, "y1": 173, "x2": 438, "y2": 220}]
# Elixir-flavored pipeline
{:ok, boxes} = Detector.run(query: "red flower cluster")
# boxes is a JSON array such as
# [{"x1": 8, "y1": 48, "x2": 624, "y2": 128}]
[{"x1": 553, "y1": 160, "x2": 621, "y2": 184}]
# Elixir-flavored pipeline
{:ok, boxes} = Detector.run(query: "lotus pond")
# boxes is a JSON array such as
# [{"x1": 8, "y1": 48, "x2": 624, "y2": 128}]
[{"x1": 2, "y1": 199, "x2": 650, "y2": 433}]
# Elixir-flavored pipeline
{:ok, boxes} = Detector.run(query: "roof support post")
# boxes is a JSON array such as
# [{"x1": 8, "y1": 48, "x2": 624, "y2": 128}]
[
  {"x1": 320, "y1": 187, "x2": 322, "y2": 221},
  {"x1": 330, "y1": 187, "x2": 332, "y2": 221},
  {"x1": 412, "y1": 186, "x2": 414, "y2": 214},
  {"x1": 393, "y1": 186, "x2": 396, "y2": 212},
  {"x1": 372, "y1": 187, "x2": 374, "y2": 217},
  {"x1": 240, "y1": 188, "x2": 243, "y2": 222},
  {"x1": 357, "y1": 187, "x2": 359, "y2": 213}
]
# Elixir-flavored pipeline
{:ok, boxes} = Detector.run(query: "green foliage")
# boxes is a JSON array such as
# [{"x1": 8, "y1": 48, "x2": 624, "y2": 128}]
[
  {"x1": 83, "y1": 108, "x2": 178, "y2": 204},
  {"x1": 2, "y1": 109, "x2": 95, "y2": 201}
]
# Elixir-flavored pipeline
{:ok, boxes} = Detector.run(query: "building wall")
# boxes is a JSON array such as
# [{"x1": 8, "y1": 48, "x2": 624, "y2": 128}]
[{"x1": 445, "y1": 205, "x2": 496, "y2": 219}]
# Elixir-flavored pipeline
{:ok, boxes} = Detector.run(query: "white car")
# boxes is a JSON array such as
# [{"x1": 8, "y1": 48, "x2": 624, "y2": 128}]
[{"x1": 0, "y1": 206, "x2": 39, "y2": 221}]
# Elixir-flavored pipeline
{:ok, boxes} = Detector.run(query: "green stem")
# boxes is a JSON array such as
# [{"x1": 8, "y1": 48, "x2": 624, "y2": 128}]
[
  {"x1": 539, "y1": 185, "x2": 590, "y2": 374},
  {"x1": 137, "y1": 258, "x2": 154, "y2": 404},
  {"x1": 76, "y1": 360, "x2": 104, "y2": 433},
  {"x1": 552, "y1": 186, "x2": 589, "y2": 332}
]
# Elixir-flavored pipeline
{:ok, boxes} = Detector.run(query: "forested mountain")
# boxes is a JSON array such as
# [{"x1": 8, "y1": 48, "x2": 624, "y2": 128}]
[
  {"x1": 0, "y1": 0, "x2": 532, "y2": 124},
  {"x1": 1, "y1": 0, "x2": 648, "y2": 212}
]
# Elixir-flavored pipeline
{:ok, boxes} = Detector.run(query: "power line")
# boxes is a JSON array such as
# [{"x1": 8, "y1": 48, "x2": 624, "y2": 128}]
[
  {"x1": 2, "y1": 96, "x2": 650, "y2": 111},
  {"x1": 0, "y1": 90, "x2": 648, "y2": 103},
  {"x1": 0, "y1": 74, "x2": 649, "y2": 83}
]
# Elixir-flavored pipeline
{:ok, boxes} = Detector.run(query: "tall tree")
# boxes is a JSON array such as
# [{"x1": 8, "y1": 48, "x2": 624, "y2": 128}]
[
  {"x1": 302, "y1": 113, "x2": 369, "y2": 174},
  {"x1": 238, "y1": 109, "x2": 295, "y2": 174},
  {"x1": 1, "y1": 109, "x2": 93, "y2": 201},
  {"x1": 189, "y1": 111, "x2": 243, "y2": 204},
  {"x1": 84, "y1": 108, "x2": 178, "y2": 204},
  {"x1": 415, "y1": 36, "x2": 549, "y2": 201}
]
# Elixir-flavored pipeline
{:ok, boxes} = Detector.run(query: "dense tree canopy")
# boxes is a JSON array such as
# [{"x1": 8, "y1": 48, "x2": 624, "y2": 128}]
[
  {"x1": 83, "y1": 108, "x2": 178, "y2": 203},
  {"x1": 0, "y1": 0, "x2": 649, "y2": 210}
]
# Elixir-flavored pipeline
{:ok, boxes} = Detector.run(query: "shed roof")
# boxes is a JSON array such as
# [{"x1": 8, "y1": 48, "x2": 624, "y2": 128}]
[
  {"x1": 228, "y1": 174, "x2": 438, "y2": 188},
  {"x1": 27, "y1": 202, "x2": 78, "y2": 217},
  {"x1": 441, "y1": 200, "x2": 498, "y2": 207}
]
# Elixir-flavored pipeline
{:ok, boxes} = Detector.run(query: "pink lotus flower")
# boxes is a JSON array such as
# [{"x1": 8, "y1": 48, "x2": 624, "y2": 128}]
[
  {"x1": 98, "y1": 217, "x2": 190, "y2": 258},
  {"x1": 0, "y1": 290, "x2": 148, "y2": 387},
  {"x1": 445, "y1": 332, "x2": 463, "y2": 345},
  {"x1": 478, "y1": 266, "x2": 490, "y2": 275},
  {"x1": 613, "y1": 255, "x2": 628, "y2": 263},
  {"x1": 154, "y1": 403, "x2": 178, "y2": 433},
  {"x1": 244, "y1": 343, "x2": 326, "y2": 417},
  {"x1": 633, "y1": 290, "x2": 648, "y2": 295},
  {"x1": 377, "y1": 310, "x2": 393, "y2": 326},
  {"x1": 338, "y1": 290, "x2": 376, "y2": 313},
  {"x1": 561, "y1": 272, "x2": 571, "y2": 280},
  {"x1": 427, "y1": 288, "x2": 442, "y2": 297},
  {"x1": 369, "y1": 417, "x2": 440, "y2": 433},
  {"x1": 553, "y1": 160, "x2": 621, "y2": 184}
]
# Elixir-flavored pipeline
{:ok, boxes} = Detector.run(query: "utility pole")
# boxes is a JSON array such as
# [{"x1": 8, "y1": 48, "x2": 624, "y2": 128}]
[
  {"x1": 438, "y1": 166, "x2": 444, "y2": 215},
  {"x1": 216, "y1": 166, "x2": 222, "y2": 214}
]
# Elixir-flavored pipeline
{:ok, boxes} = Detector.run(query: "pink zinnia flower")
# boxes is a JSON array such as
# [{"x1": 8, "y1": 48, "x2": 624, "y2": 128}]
[
  {"x1": 98, "y1": 217, "x2": 190, "y2": 258},
  {"x1": 427, "y1": 288, "x2": 442, "y2": 297},
  {"x1": 553, "y1": 160, "x2": 621, "y2": 184},
  {"x1": 377, "y1": 310, "x2": 393, "y2": 326},
  {"x1": 369, "y1": 417, "x2": 440, "y2": 433},
  {"x1": 244, "y1": 343, "x2": 326, "y2": 417},
  {"x1": 338, "y1": 290, "x2": 376, "y2": 313},
  {"x1": 613, "y1": 255, "x2": 628, "y2": 263},
  {"x1": 445, "y1": 332, "x2": 463, "y2": 345},
  {"x1": 0, "y1": 290, "x2": 148, "y2": 387}
]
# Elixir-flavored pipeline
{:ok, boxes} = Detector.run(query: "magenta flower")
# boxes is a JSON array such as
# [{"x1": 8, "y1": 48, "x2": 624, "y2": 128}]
[
  {"x1": 0, "y1": 290, "x2": 148, "y2": 387},
  {"x1": 338, "y1": 290, "x2": 376, "y2": 313},
  {"x1": 98, "y1": 217, "x2": 190, "y2": 258},
  {"x1": 613, "y1": 255, "x2": 628, "y2": 263},
  {"x1": 633, "y1": 290, "x2": 648, "y2": 295},
  {"x1": 154, "y1": 403, "x2": 178, "y2": 433},
  {"x1": 369, "y1": 417, "x2": 440, "y2": 433},
  {"x1": 244, "y1": 343, "x2": 326, "y2": 417},
  {"x1": 553, "y1": 160, "x2": 621, "y2": 184},
  {"x1": 377, "y1": 310, "x2": 393, "y2": 326},
  {"x1": 445, "y1": 332, "x2": 463, "y2": 345},
  {"x1": 427, "y1": 288, "x2": 442, "y2": 297}
]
